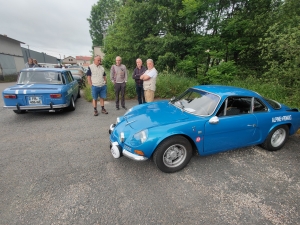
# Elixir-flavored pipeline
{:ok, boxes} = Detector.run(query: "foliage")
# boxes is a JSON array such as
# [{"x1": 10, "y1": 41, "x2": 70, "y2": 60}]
[
  {"x1": 259, "y1": 0, "x2": 300, "y2": 87},
  {"x1": 202, "y1": 60, "x2": 237, "y2": 84},
  {"x1": 87, "y1": 0, "x2": 121, "y2": 47},
  {"x1": 84, "y1": 70, "x2": 300, "y2": 110},
  {"x1": 88, "y1": 0, "x2": 300, "y2": 96}
]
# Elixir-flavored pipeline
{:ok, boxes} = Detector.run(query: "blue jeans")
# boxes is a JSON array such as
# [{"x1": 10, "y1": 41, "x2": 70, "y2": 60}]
[
  {"x1": 91, "y1": 85, "x2": 107, "y2": 100},
  {"x1": 136, "y1": 85, "x2": 145, "y2": 104}
]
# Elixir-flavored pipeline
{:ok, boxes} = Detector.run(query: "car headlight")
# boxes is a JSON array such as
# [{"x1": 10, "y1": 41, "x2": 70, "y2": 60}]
[{"x1": 131, "y1": 129, "x2": 148, "y2": 145}]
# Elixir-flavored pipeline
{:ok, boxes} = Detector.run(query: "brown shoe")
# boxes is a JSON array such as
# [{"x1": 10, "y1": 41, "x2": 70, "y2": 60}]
[
  {"x1": 94, "y1": 109, "x2": 98, "y2": 116},
  {"x1": 101, "y1": 108, "x2": 108, "y2": 114}
]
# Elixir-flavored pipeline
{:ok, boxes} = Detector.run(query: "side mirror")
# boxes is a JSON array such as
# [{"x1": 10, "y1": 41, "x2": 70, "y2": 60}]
[{"x1": 209, "y1": 116, "x2": 219, "y2": 124}]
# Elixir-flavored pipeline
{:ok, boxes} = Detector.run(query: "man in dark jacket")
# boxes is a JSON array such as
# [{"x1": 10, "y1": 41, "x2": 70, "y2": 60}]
[{"x1": 132, "y1": 58, "x2": 146, "y2": 104}]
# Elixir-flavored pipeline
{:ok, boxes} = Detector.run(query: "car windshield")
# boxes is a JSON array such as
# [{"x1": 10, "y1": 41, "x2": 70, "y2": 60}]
[
  {"x1": 17, "y1": 71, "x2": 63, "y2": 84},
  {"x1": 171, "y1": 88, "x2": 220, "y2": 116},
  {"x1": 69, "y1": 70, "x2": 79, "y2": 73},
  {"x1": 263, "y1": 97, "x2": 281, "y2": 109}
]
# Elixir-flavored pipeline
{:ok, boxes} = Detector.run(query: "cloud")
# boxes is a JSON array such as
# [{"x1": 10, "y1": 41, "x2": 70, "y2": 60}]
[{"x1": 0, "y1": 0, "x2": 98, "y2": 58}]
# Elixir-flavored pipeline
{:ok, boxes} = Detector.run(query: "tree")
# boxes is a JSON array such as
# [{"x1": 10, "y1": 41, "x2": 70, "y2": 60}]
[{"x1": 87, "y1": 0, "x2": 121, "y2": 47}]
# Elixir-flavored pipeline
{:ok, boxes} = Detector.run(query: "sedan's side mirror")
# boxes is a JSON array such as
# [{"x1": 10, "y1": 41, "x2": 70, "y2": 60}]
[{"x1": 209, "y1": 116, "x2": 219, "y2": 124}]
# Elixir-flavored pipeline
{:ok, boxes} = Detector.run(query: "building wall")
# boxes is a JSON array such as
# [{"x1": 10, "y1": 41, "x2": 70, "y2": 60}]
[
  {"x1": 94, "y1": 46, "x2": 105, "y2": 59},
  {"x1": 0, "y1": 36, "x2": 24, "y2": 79},
  {"x1": 0, "y1": 35, "x2": 23, "y2": 56},
  {"x1": 22, "y1": 48, "x2": 58, "y2": 64},
  {"x1": 62, "y1": 56, "x2": 77, "y2": 64}
]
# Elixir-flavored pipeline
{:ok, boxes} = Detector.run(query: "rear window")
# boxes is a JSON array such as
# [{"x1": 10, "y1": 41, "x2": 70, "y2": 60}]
[{"x1": 263, "y1": 97, "x2": 281, "y2": 109}]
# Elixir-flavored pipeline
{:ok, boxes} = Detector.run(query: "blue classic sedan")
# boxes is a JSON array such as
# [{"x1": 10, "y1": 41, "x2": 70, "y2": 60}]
[
  {"x1": 109, "y1": 85, "x2": 300, "y2": 173},
  {"x1": 2, "y1": 68, "x2": 80, "y2": 114}
]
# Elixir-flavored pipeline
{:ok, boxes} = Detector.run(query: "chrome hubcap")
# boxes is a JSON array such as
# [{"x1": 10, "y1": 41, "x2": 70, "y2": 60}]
[
  {"x1": 271, "y1": 128, "x2": 286, "y2": 147},
  {"x1": 163, "y1": 144, "x2": 186, "y2": 168}
]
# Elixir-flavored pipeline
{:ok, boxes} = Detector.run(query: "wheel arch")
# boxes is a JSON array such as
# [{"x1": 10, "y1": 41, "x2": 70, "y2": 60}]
[{"x1": 150, "y1": 133, "x2": 198, "y2": 159}]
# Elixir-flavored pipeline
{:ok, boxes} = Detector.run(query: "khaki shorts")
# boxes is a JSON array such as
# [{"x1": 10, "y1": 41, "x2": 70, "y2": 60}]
[{"x1": 144, "y1": 90, "x2": 154, "y2": 102}]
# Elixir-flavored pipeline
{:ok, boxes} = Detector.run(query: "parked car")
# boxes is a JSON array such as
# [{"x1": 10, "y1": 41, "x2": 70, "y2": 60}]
[
  {"x1": 71, "y1": 75, "x2": 84, "y2": 95},
  {"x1": 68, "y1": 65, "x2": 86, "y2": 72},
  {"x1": 67, "y1": 69, "x2": 86, "y2": 89},
  {"x1": 109, "y1": 85, "x2": 300, "y2": 173},
  {"x1": 2, "y1": 68, "x2": 80, "y2": 114}
]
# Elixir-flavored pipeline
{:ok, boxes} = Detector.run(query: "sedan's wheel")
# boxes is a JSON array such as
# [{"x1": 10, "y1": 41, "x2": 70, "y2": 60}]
[
  {"x1": 153, "y1": 136, "x2": 192, "y2": 173},
  {"x1": 13, "y1": 110, "x2": 26, "y2": 114},
  {"x1": 262, "y1": 125, "x2": 288, "y2": 151},
  {"x1": 67, "y1": 96, "x2": 76, "y2": 111}
]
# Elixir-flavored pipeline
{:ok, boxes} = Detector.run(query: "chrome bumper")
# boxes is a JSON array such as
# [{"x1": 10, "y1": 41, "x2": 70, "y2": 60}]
[
  {"x1": 123, "y1": 149, "x2": 148, "y2": 161},
  {"x1": 110, "y1": 141, "x2": 148, "y2": 161},
  {"x1": 3, "y1": 103, "x2": 68, "y2": 110}
]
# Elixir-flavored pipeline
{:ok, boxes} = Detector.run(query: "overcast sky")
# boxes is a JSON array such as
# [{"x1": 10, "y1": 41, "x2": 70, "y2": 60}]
[{"x1": 0, "y1": 0, "x2": 98, "y2": 59}]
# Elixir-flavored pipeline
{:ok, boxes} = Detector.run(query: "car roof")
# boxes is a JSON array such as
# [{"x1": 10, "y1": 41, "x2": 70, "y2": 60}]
[
  {"x1": 21, "y1": 68, "x2": 66, "y2": 72},
  {"x1": 193, "y1": 85, "x2": 261, "y2": 98}
]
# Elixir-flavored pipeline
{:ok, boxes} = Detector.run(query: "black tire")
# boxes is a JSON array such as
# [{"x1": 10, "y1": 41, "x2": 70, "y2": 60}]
[
  {"x1": 13, "y1": 110, "x2": 26, "y2": 114},
  {"x1": 67, "y1": 96, "x2": 76, "y2": 111},
  {"x1": 261, "y1": 125, "x2": 289, "y2": 151},
  {"x1": 77, "y1": 89, "x2": 81, "y2": 98},
  {"x1": 153, "y1": 136, "x2": 192, "y2": 173}
]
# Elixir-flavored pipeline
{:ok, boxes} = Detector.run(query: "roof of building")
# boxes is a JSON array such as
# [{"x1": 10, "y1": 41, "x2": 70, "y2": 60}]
[
  {"x1": 76, "y1": 56, "x2": 92, "y2": 61},
  {"x1": 0, "y1": 34, "x2": 25, "y2": 44}
]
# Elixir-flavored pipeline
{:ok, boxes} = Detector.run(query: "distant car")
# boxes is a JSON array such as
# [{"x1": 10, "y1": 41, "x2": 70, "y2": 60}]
[
  {"x1": 68, "y1": 65, "x2": 85, "y2": 72},
  {"x1": 72, "y1": 75, "x2": 84, "y2": 95},
  {"x1": 67, "y1": 68, "x2": 85, "y2": 77},
  {"x1": 2, "y1": 68, "x2": 80, "y2": 114},
  {"x1": 67, "y1": 69, "x2": 86, "y2": 89},
  {"x1": 109, "y1": 85, "x2": 300, "y2": 173}
]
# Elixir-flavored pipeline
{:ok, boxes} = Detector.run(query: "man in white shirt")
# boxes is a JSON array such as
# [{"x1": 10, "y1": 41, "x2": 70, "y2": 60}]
[{"x1": 140, "y1": 59, "x2": 158, "y2": 103}]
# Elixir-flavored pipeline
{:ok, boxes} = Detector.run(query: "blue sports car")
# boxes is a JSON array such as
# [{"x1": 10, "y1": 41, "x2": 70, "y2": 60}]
[
  {"x1": 109, "y1": 85, "x2": 300, "y2": 173},
  {"x1": 2, "y1": 68, "x2": 80, "y2": 114}
]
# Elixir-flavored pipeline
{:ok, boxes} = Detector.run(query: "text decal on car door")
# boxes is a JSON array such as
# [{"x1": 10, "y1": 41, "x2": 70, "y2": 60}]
[{"x1": 272, "y1": 115, "x2": 292, "y2": 123}]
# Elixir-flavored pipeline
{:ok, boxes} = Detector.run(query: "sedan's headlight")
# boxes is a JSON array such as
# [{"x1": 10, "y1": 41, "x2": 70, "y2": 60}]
[{"x1": 131, "y1": 129, "x2": 148, "y2": 145}]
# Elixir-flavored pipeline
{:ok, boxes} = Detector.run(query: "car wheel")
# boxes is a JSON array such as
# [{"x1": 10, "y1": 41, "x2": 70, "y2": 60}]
[
  {"x1": 153, "y1": 136, "x2": 192, "y2": 173},
  {"x1": 13, "y1": 110, "x2": 26, "y2": 114},
  {"x1": 262, "y1": 125, "x2": 289, "y2": 151},
  {"x1": 77, "y1": 89, "x2": 81, "y2": 98},
  {"x1": 67, "y1": 96, "x2": 76, "y2": 111}
]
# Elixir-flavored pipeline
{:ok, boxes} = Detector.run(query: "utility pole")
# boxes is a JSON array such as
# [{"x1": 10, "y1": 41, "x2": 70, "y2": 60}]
[{"x1": 27, "y1": 45, "x2": 30, "y2": 57}]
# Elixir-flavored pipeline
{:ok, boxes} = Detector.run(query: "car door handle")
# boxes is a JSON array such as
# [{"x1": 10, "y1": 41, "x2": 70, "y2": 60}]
[{"x1": 247, "y1": 124, "x2": 256, "y2": 127}]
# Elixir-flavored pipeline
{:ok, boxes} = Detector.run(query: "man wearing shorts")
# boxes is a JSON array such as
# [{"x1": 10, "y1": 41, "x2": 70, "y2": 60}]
[{"x1": 87, "y1": 56, "x2": 108, "y2": 116}]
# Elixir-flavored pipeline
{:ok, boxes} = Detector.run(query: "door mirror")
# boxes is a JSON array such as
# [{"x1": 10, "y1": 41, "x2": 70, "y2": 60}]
[{"x1": 209, "y1": 116, "x2": 219, "y2": 124}]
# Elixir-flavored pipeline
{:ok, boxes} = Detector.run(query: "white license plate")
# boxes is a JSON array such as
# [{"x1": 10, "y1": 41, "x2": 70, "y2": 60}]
[{"x1": 29, "y1": 96, "x2": 42, "y2": 104}]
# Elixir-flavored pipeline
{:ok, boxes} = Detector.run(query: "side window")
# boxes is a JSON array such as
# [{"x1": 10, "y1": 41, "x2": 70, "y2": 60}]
[
  {"x1": 253, "y1": 98, "x2": 268, "y2": 113},
  {"x1": 62, "y1": 73, "x2": 66, "y2": 84},
  {"x1": 62, "y1": 72, "x2": 68, "y2": 84},
  {"x1": 66, "y1": 72, "x2": 73, "y2": 83},
  {"x1": 217, "y1": 97, "x2": 252, "y2": 116}
]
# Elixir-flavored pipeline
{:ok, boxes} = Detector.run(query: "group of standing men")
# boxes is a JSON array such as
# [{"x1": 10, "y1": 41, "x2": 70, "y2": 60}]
[
  {"x1": 25, "y1": 57, "x2": 41, "y2": 68},
  {"x1": 87, "y1": 55, "x2": 158, "y2": 116}
]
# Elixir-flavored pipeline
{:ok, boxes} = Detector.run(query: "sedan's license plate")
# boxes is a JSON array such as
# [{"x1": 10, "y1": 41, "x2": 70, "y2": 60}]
[{"x1": 29, "y1": 96, "x2": 42, "y2": 104}]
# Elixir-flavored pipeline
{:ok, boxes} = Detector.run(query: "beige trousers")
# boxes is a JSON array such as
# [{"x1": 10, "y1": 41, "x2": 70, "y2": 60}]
[{"x1": 144, "y1": 90, "x2": 154, "y2": 102}]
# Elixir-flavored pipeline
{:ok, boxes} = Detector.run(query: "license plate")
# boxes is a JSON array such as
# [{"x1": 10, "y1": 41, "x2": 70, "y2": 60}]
[{"x1": 29, "y1": 96, "x2": 42, "y2": 104}]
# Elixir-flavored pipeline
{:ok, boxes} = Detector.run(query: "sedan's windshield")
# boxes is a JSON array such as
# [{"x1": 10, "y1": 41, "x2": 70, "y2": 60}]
[
  {"x1": 17, "y1": 71, "x2": 63, "y2": 84},
  {"x1": 171, "y1": 88, "x2": 220, "y2": 116}
]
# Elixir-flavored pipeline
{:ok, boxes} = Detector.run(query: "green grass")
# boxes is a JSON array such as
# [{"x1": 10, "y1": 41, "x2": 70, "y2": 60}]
[{"x1": 83, "y1": 72, "x2": 300, "y2": 109}]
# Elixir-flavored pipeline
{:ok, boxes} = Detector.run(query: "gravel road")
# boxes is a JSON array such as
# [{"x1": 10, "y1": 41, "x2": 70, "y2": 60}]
[{"x1": 0, "y1": 82, "x2": 299, "y2": 225}]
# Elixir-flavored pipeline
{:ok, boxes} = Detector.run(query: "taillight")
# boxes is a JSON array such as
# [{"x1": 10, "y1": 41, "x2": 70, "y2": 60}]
[
  {"x1": 50, "y1": 94, "x2": 62, "y2": 98},
  {"x1": 4, "y1": 94, "x2": 17, "y2": 99}
]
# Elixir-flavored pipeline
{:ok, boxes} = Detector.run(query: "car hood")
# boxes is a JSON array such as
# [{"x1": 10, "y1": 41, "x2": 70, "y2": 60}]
[{"x1": 122, "y1": 100, "x2": 190, "y2": 130}]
